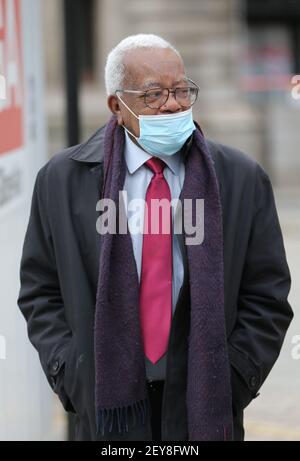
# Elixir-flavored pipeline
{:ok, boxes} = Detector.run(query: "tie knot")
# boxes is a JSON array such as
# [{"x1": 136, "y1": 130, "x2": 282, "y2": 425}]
[{"x1": 144, "y1": 157, "x2": 166, "y2": 175}]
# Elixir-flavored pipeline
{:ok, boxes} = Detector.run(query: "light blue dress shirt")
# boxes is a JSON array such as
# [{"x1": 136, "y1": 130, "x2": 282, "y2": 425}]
[{"x1": 122, "y1": 131, "x2": 185, "y2": 381}]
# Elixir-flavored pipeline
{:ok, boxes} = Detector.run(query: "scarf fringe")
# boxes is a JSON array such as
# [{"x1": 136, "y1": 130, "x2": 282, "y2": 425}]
[{"x1": 96, "y1": 397, "x2": 150, "y2": 436}]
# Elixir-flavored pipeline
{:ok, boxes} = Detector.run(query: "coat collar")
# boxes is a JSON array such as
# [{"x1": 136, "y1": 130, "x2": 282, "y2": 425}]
[{"x1": 70, "y1": 126, "x2": 106, "y2": 164}]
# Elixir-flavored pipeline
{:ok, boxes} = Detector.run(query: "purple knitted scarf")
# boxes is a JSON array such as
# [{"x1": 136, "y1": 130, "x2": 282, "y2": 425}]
[{"x1": 94, "y1": 115, "x2": 233, "y2": 441}]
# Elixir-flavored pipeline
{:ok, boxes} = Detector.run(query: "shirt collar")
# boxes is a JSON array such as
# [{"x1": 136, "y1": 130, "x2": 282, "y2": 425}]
[{"x1": 124, "y1": 130, "x2": 183, "y2": 176}]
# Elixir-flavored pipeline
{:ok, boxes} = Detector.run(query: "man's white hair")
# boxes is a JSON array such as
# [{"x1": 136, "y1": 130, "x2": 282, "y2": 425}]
[{"x1": 105, "y1": 34, "x2": 182, "y2": 96}]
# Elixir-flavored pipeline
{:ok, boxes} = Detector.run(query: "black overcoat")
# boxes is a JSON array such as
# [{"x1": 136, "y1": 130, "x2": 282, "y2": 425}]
[{"x1": 17, "y1": 126, "x2": 293, "y2": 441}]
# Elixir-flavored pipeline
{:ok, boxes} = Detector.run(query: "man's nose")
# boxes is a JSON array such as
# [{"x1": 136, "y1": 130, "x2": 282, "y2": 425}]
[{"x1": 159, "y1": 91, "x2": 181, "y2": 113}]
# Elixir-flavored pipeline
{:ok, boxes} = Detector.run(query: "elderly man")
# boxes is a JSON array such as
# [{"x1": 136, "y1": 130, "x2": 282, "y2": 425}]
[{"x1": 17, "y1": 34, "x2": 293, "y2": 441}]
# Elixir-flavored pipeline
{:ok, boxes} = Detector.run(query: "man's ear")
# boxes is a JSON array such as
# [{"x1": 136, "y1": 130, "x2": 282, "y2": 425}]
[{"x1": 107, "y1": 95, "x2": 123, "y2": 126}]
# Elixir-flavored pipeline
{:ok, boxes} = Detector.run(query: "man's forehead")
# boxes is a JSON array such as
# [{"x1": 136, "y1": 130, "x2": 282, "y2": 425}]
[{"x1": 123, "y1": 47, "x2": 186, "y2": 87}]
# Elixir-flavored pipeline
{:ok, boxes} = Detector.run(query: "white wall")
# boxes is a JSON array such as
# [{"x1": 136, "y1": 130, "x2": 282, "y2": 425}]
[{"x1": 0, "y1": 0, "x2": 58, "y2": 441}]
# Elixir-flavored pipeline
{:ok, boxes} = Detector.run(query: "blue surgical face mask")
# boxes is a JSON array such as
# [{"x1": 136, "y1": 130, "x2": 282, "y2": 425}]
[{"x1": 117, "y1": 95, "x2": 196, "y2": 156}]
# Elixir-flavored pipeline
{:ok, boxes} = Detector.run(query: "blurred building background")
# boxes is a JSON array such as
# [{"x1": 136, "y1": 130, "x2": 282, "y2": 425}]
[
  {"x1": 1, "y1": 0, "x2": 299, "y2": 441},
  {"x1": 44, "y1": 0, "x2": 300, "y2": 189}
]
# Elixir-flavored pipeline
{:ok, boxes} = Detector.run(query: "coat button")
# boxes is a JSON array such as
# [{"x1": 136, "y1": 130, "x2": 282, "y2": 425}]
[
  {"x1": 52, "y1": 360, "x2": 59, "y2": 373},
  {"x1": 50, "y1": 376, "x2": 56, "y2": 387},
  {"x1": 249, "y1": 376, "x2": 257, "y2": 388}
]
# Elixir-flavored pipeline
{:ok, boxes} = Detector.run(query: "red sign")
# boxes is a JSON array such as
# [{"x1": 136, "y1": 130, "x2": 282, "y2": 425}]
[{"x1": 0, "y1": 0, "x2": 23, "y2": 155}]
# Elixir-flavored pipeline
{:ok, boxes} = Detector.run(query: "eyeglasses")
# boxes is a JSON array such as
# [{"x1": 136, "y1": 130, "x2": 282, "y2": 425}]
[{"x1": 115, "y1": 77, "x2": 199, "y2": 109}]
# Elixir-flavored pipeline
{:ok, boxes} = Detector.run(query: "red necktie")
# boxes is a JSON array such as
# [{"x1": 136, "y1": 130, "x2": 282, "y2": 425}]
[{"x1": 139, "y1": 157, "x2": 172, "y2": 364}]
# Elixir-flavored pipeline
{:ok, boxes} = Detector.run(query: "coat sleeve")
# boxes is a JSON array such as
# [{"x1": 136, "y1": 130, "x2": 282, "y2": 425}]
[
  {"x1": 17, "y1": 166, "x2": 75, "y2": 413},
  {"x1": 228, "y1": 164, "x2": 294, "y2": 411}
]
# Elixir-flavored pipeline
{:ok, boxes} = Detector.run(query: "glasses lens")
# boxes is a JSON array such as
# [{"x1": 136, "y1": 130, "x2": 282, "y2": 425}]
[
  {"x1": 145, "y1": 89, "x2": 168, "y2": 108},
  {"x1": 144, "y1": 85, "x2": 199, "y2": 108},
  {"x1": 175, "y1": 87, "x2": 198, "y2": 107}
]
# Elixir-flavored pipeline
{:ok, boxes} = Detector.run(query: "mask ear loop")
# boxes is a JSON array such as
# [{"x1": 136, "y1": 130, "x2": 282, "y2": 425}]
[
  {"x1": 116, "y1": 94, "x2": 139, "y2": 119},
  {"x1": 101, "y1": 96, "x2": 139, "y2": 201},
  {"x1": 115, "y1": 94, "x2": 141, "y2": 141}
]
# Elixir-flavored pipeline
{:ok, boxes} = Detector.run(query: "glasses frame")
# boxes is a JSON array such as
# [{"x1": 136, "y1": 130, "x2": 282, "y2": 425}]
[{"x1": 115, "y1": 77, "x2": 199, "y2": 109}]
